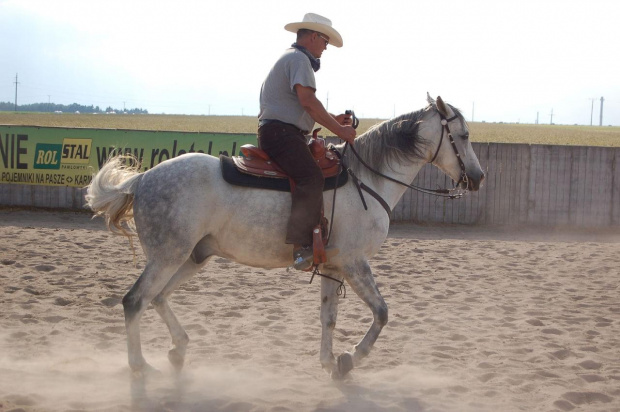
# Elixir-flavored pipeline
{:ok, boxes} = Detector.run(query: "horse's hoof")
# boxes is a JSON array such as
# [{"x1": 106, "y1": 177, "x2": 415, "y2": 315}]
[
  {"x1": 332, "y1": 352, "x2": 354, "y2": 380},
  {"x1": 131, "y1": 363, "x2": 161, "y2": 380},
  {"x1": 168, "y1": 348, "x2": 185, "y2": 371}
]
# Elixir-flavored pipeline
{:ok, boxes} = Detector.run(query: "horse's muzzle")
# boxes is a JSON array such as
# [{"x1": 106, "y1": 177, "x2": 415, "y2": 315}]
[{"x1": 463, "y1": 171, "x2": 484, "y2": 191}]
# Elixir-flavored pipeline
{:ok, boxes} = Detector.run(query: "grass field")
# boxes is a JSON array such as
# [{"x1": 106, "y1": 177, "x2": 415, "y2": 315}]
[{"x1": 1, "y1": 112, "x2": 619, "y2": 147}]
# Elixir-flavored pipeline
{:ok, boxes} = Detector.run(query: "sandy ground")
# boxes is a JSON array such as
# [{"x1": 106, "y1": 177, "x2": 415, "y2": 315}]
[{"x1": 0, "y1": 209, "x2": 619, "y2": 412}]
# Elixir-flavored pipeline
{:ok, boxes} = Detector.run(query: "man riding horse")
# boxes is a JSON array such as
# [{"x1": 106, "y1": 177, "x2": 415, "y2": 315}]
[{"x1": 257, "y1": 13, "x2": 356, "y2": 271}]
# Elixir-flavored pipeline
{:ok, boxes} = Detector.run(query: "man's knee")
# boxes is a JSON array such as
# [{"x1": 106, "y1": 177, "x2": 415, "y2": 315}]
[
  {"x1": 310, "y1": 173, "x2": 325, "y2": 188},
  {"x1": 298, "y1": 173, "x2": 324, "y2": 196}
]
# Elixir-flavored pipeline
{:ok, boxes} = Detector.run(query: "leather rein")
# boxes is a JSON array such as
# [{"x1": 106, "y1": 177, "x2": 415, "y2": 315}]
[{"x1": 334, "y1": 110, "x2": 469, "y2": 218}]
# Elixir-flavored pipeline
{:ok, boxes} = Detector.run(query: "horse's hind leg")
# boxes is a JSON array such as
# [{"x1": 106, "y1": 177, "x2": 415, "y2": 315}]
[
  {"x1": 334, "y1": 261, "x2": 388, "y2": 379},
  {"x1": 319, "y1": 274, "x2": 342, "y2": 376},
  {"x1": 123, "y1": 259, "x2": 186, "y2": 374},
  {"x1": 151, "y1": 257, "x2": 209, "y2": 371}
]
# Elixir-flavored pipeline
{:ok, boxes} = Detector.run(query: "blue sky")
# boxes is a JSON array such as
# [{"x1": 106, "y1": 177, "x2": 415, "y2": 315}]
[{"x1": 1, "y1": 0, "x2": 618, "y2": 125}]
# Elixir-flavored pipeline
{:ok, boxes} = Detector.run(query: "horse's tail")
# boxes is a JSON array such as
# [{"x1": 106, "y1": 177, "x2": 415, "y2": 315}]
[{"x1": 85, "y1": 155, "x2": 143, "y2": 238}]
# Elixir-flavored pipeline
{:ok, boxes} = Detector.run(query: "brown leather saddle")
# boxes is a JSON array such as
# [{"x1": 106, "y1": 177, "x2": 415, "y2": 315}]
[
  {"x1": 225, "y1": 129, "x2": 343, "y2": 269},
  {"x1": 232, "y1": 130, "x2": 342, "y2": 182}
]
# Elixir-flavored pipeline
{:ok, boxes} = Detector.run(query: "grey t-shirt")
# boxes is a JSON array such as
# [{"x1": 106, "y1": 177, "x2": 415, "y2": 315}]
[{"x1": 259, "y1": 48, "x2": 316, "y2": 133}]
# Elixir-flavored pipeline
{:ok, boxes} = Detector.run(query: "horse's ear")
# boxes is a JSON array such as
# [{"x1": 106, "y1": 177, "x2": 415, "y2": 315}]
[
  {"x1": 436, "y1": 96, "x2": 451, "y2": 117},
  {"x1": 426, "y1": 92, "x2": 436, "y2": 107}
]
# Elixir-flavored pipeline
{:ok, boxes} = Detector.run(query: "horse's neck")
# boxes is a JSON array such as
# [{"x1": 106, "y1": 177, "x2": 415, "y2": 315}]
[
  {"x1": 340, "y1": 110, "x2": 435, "y2": 210},
  {"x1": 350, "y1": 152, "x2": 426, "y2": 211}
]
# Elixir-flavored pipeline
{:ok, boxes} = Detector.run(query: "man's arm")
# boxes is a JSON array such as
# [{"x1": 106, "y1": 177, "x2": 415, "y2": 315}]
[{"x1": 295, "y1": 84, "x2": 356, "y2": 144}]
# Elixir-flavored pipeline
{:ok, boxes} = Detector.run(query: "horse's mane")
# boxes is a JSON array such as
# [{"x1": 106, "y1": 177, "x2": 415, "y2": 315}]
[
  {"x1": 346, "y1": 103, "x2": 465, "y2": 177},
  {"x1": 346, "y1": 105, "x2": 430, "y2": 175}
]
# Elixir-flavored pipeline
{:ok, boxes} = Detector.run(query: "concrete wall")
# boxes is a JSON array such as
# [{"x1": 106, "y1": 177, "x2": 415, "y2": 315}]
[
  {"x1": 1, "y1": 183, "x2": 87, "y2": 210},
  {"x1": 2, "y1": 142, "x2": 619, "y2": 228},
  {"x1": 392, "y1": 142, "x2": 620, "y2": 227}
]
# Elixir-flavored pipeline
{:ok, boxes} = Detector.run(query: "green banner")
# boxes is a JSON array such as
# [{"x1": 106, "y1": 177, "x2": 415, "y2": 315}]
[{"x1": 0, "y1": 126, "x2": 257, "y2": 187}]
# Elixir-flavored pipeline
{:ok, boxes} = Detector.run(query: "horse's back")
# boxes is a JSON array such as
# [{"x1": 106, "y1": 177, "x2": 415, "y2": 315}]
[
  {"x1": 129, "y1": 152, "x2": 293, "y2": 267},
  {"x1": 132, "y1": 154, "x2": 223, "y2": 244},
  {"x1": 144, "y1": 152, "x2": 218, "y2": 177},
  {"x1": 137, "y1": 153, "x2": 218, "y2": 194}
]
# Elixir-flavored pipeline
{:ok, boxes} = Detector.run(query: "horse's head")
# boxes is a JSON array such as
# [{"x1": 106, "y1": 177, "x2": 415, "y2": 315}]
[{"x1": 425, "y1": 94, "x2": 485, "y2": 191}]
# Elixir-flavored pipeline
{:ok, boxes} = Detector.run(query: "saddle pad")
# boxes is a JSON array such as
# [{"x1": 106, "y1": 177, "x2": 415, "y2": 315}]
[{"x1": 220, "y1": 155, "x2": 348, "y2": 192}]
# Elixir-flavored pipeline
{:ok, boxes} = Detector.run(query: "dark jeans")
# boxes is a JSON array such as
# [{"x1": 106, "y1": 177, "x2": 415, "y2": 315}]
[{"x1": 258, "y1": 122, "x2": 324, "y2": 246}]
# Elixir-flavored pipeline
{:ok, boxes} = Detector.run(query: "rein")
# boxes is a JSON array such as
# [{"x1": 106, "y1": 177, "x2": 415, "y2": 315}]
[{"x1": 338, "y1": 111, "x2": 468, "y2": 217}]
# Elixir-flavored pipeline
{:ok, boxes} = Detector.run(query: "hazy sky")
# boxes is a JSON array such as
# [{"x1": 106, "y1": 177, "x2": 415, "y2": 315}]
[{"x1": 1, "y1": 0, "x2": 618, "y2": 125}]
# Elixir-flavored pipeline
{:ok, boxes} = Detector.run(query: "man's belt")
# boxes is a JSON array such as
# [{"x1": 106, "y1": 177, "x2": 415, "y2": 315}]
[{"x1": 258, "y1": 119, "x2": 308, "y2": 135}]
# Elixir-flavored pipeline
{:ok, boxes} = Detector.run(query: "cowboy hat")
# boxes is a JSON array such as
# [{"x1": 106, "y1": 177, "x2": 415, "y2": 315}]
[{"x1": 284, "y1": 13, "x2": 343, "y2": 48}]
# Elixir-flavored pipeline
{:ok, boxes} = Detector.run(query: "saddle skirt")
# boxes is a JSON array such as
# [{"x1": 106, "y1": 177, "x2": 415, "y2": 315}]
[
  {"x1": 233, "y1": 137, "x2": 342, "y2": 179},
  {"x1": 221, "y1": 131, "x2": 348, "y2": 192}
]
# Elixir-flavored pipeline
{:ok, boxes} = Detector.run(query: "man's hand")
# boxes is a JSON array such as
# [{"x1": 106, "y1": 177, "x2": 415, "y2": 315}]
[
  {"x1": 295, "y1": 84, "x2": 356, "y2": 144},
  {"x1": 335, "y1": 113, "x2": 353, "y2": 126},
  {"x1": 336, "y1": 125, "x2": 356, "y2": 144}
]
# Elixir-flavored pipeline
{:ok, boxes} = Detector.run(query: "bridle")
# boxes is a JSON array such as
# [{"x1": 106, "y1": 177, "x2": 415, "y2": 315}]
[
  {"x1": 336, "y1": 108, "x2": 470, "y2": 218},
  {"x1": 429, "y1": 111, "x2": 470, "y2": 190}
]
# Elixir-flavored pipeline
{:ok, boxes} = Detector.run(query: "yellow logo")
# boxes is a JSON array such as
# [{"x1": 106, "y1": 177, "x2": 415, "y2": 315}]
[{"x1": 62, "y1": 138, "x2": 91, "y2": 164}]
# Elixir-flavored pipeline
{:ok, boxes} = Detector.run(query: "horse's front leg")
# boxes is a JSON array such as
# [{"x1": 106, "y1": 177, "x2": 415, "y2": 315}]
[
  {"x1": 319, "y1": 274, "x2": 342, "y2": 376},
  {"x1": 334, "y1": 261, "x2": 388, "y2": 379}
]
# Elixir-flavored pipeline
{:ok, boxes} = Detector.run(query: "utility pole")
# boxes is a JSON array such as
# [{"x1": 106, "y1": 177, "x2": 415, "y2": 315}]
[
  {"x1": 326, "y1": 92, "x2": 329, "y2": 111},
  {"x1": 13, "y1": 73, "x2": 19, "y2": 111},
  {"x1": 599, "y1": 96, "x2": 604, "y2": 126},
  {"x1": 550, "y1": 108, "x2": 554, "y2": 125},
  {"x1": 472, "y1": 102, "x2": 475, "y2": 122},
  {"x1": 589, "y1": 98, "x2": 596, "y2": 126},
  {"x1": 536, "y1": 112, "x2": 539, "y2": 124}
]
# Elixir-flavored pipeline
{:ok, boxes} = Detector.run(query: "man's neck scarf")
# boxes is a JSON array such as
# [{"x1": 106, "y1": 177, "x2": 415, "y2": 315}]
[{"x1": 291, "y1": 43, "x2": 320, "y2": 72}]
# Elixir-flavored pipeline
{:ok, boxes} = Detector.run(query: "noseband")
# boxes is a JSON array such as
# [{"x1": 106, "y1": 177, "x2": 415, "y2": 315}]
[{"x1": 430, "y1": 113, "x2": 469, "y2": 189}]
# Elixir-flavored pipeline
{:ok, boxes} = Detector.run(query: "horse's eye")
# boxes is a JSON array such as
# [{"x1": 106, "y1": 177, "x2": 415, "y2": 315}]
[{"x1": 463, "y1": 133, "x2": 470, "y2": 140}]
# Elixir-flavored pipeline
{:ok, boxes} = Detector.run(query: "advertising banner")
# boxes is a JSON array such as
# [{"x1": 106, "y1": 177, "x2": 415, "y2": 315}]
[{"x1": 0, "y1": 126, "x2": 257, "y2": 187}]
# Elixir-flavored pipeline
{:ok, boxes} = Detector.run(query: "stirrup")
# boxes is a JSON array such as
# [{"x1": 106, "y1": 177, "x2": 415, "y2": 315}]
[{"x1": 293, "y1": 247, "x2": 314, "y2": 271}]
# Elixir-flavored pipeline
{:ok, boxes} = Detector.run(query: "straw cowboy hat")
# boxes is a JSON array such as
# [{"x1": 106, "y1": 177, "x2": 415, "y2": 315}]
[{"x1": 285, "y1": 13, "x2": 343, "y2": 48}]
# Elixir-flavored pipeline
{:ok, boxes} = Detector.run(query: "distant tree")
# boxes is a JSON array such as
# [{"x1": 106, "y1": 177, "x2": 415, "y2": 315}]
[{"x1": 0, "y1": 101, "x2": 148, "y2": 114}]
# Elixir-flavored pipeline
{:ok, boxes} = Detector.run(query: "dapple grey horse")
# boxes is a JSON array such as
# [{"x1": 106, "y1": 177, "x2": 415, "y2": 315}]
[{"x1": 86, "y1": 95, "x2": 484, "y2": 379}]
